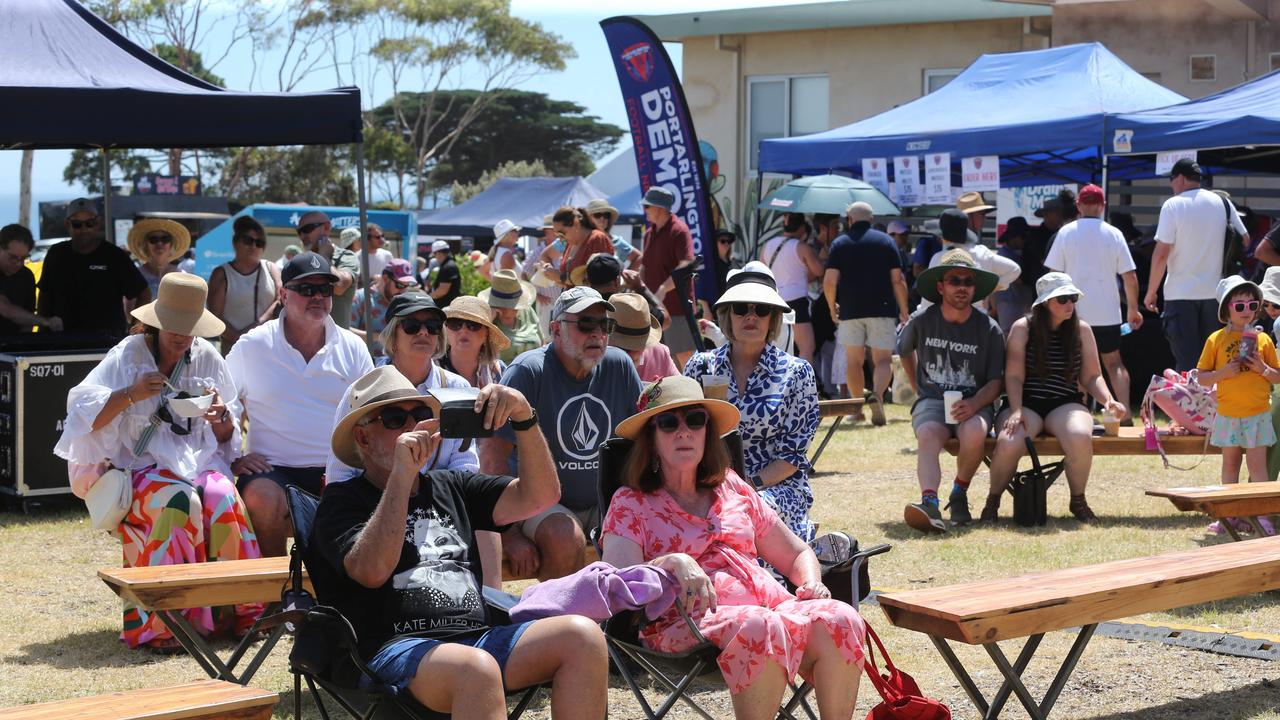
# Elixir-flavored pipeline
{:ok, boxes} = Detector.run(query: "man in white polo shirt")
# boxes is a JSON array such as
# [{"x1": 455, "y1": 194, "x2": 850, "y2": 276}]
[
  {"x1": 1144, "y1": 159, "x2": 1249, "y2": 371},
  {"x1": 227, "y1": 252, "x2": 373, "y2": 555},
  {"x1": 1044, "y1": 183, "x2": 1142, "y2": 420}
]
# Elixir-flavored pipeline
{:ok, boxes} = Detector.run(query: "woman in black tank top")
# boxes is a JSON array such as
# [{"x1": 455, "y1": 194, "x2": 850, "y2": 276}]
[{"x1": 983, "y1": 272, "x2": 1126, "y2": 523}]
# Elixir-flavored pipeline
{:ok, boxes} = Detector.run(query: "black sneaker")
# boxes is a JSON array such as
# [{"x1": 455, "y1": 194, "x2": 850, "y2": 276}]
[
  {"x1": 904, "y1": 502, "x2": 948, "y2": 533},
  {"x1": 946, "y1": 487, "x2": 973, "y2": 526}
]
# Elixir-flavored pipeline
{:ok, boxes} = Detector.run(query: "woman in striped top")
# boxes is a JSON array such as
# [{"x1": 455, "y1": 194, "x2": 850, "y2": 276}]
[{"x1": 983, "y1": 272, "x2": 1125, "y2": 523}]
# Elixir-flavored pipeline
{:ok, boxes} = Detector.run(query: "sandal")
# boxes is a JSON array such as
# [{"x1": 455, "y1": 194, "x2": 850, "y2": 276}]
[{"x1": 1069, "y1": 495, "x2": 1097, "y2": 523}]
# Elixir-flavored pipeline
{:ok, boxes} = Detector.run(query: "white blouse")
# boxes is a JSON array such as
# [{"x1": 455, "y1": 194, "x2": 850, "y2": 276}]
[{"x1": 54, "y1": 335, "x2": 242, "y2": 481}]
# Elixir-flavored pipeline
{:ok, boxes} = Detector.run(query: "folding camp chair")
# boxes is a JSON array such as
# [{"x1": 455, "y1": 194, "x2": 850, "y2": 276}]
[
  {"x1": 278, "y1": 485, "x2": 543, "y2": 720},
  {"x1": 593, "y1": 435, "x2": 890, "y2": 720}
]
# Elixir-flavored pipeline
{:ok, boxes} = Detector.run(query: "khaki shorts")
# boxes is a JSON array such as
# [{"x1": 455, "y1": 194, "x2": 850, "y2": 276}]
[
  {"x1": 519, "y1": 503, "x2": 600, "y2": 539},
  {"x1": 837, "y1": 317, "x2": 897, "y2": 351}
]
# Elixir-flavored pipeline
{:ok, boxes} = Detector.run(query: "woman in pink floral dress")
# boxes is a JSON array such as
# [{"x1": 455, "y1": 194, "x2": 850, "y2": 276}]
[{"x1": 602, "y1": 375, "x2": 864, "y2": 720}]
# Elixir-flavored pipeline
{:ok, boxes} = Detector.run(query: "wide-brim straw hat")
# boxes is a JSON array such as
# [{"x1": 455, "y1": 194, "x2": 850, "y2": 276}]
[
  {"x1": 1216, "y1": 275, "x2": 1263, "y2": 323},
  {"x1": 445, "y1": 296, "x2": 511, "y2": 352},
  {"x1": 331, "y1": 366, "x2": 441, "y2": 468},
  {"x1": 585, "y1": 198, "x2": 619, "y2": 224},
  {"x1": 956, "y1": 191, "x2": 994, "y2": 215},
  {"x1": 713, "y1": 261, "x2": 791, "y2": 311},
  {"x1": 608, "y1": 292, "x2": 662, "y2": 352},
  {"x1": 479, "y1": 269, "x2": 535, "y2": 309},
  {"x1": 1259, "y1": 266, "x2": 1280, "y2": 306},
  {"x1": 615, "y1": 375, "x2": 740, "y2": 441},
  {"x1": 916, "y1": 248, "x2": 999, "y2": 304},
  {"x1": 1032, "y1": 272, "x2": 1084, "y2": 307},
  {"x1": 130, "y1": 273, "x2": 225, "y2": 338},
  {"x1": 127, "y1": 219, "x2": 191, "y2": 264}
]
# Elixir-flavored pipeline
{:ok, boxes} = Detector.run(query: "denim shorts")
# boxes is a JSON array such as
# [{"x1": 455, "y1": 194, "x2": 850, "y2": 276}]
[{"x1": 361, "y1": 623, "x2": 533, "y2": 694}]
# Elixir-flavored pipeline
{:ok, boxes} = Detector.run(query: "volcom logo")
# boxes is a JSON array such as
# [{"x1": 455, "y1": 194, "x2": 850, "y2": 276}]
[
  {"x1": 557, "y1": 394, "x2": 611, "y2": 461},
  {"x1": 309, "y1": 255, "x2": 322, "y2": 269}
]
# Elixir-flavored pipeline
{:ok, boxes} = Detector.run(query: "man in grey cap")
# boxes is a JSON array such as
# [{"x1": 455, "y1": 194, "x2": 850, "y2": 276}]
[
  {"x1": 638, "y1": 186, "x2": 698, "y2": 368},
  {"x1": 38, "y1": 198, "x2": 149, "y2": 340},
  {"x1": 480, "y1": 286, "x2": 643, "y2": 581},
  {"x1": 296, "y1": 211, "x2": 358, "y2": 328}
]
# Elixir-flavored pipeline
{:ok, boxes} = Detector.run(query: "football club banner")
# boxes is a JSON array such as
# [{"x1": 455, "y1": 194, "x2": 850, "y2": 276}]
[{"x1": 601, "y1": 16, "x2": 717, "y2": 303}]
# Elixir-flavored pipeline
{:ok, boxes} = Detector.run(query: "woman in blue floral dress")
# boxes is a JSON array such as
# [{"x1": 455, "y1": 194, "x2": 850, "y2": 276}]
[{"x1": 685, "y1": 262, "x2": 820, "y2": 542}]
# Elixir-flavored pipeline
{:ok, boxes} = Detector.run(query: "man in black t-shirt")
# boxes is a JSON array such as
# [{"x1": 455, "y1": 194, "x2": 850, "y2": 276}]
[
  {"x1": 429, "y1": 240, "x2": 462, "y2": 309},
  {"x1": 312, "y1": 366, "x2": 606, "y2": 716},
  {"x1": 37, "y1": 198, "x2": 148, "y2": 340},
  {"x1": 0, "y1": 224, "x2": 61, "y2": 336}
]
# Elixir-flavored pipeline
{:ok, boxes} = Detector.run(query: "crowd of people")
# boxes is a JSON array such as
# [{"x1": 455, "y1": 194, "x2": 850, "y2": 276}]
[{"x1": 16, "y1": 156, "x2": 1274, "y2": 716}]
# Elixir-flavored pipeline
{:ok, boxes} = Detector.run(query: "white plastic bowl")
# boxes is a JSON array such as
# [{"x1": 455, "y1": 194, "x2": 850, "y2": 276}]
[{"x1": 168, "y1": 393, "x2": 215, "y2": 418}]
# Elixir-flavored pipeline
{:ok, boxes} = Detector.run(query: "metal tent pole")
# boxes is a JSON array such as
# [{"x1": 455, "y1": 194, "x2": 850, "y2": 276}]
[
  {"x1": 355, "y1": 142, "x2": 372, "y2": 351},
  {"x1": 101, "y1": 148, "x2": 113, "y2": 245}
]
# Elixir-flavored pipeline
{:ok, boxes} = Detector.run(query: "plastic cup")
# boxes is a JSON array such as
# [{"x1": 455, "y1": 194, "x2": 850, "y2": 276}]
[
  {"x1": 1102, "y1": 410, "x2": 1120, "y2": 437},
  {"x1": 702, "y1": 374, "x2": 730, "y2": 401},
  {"x1": 943, "y1": 390, "x2": 963, "y2": 424}
]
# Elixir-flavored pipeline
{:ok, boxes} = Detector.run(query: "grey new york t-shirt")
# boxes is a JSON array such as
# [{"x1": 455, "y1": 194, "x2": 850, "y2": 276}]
[
  {"x1": 496, "y1": 344, "x2": 643, "y2": 511},
  {"x1": 896, "y1": 304, "x2": 1005, "y2": 401}
]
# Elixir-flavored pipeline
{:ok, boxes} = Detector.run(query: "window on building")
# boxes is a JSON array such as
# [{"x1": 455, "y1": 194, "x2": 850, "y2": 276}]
[
  {"x1": 1190, "y1": 54, "x2": 1216, "y2": 82},
  {"x1": 923, "y1": 68, "x2": 961, "y2": 95},
  {"x1": 746, "y1": 75, "x2": 829, "y2": 172}
]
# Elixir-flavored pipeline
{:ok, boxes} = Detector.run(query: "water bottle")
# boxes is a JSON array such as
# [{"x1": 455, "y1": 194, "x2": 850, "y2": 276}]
[{"x1": 1120, "y1": 322, "x2": 1132, "y2": 336}]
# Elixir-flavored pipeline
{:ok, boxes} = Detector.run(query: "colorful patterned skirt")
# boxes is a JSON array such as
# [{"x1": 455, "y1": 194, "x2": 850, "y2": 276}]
[{"x1": 118, "y1": 466, "x2": 262, "y2": 649}]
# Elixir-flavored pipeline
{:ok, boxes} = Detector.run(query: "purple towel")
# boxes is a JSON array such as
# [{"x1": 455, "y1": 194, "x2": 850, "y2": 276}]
[{"x1": 510, "y1": 561, "x2": 679, "y2": 622}]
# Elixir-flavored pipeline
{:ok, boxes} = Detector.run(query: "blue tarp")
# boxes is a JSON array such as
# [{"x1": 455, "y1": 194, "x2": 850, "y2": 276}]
[
  {"x1": 0, "y1": 0, "x2": 362, "y2": 148},
  {"x1": 608, "y1": 185, "x2": 644, "y2": 223},
  {"x1": 1107, "y1": 69, "x2": 1280, "y2": 156},
  {"x1": 418, "y1": 177, "x2": 607, "y2": 237},
  {"x1": 758, "y1": 43, "x2": 1186, "y2": 187}
]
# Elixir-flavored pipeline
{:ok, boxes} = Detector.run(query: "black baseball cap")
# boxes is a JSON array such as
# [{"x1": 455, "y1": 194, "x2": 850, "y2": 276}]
[
  {"x1": 1168, "y1": 157, "x2": 1203, "y2": 180},
  {"x1": 282, "y1": 252, "x2": 339, "y2": 284},
  {"x1": 938, "y1": 208, "x2": 969, "y2": 245},
  {"x1": 384, "y1": 292, "x2": 443, "y2": 324},
  {"x1": 586, "y1": 253, "x2": 623, "y2": 287}
]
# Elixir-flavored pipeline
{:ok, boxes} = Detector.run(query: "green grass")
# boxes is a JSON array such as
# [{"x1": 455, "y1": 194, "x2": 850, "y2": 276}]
[{"x1": 1, "y1": 403, "x2": 1278, "y2": 718}]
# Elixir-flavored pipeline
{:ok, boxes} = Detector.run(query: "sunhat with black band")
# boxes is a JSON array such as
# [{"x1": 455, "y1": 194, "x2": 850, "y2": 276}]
[
  {"x1": 713, "y1": 261, "x2": 791, "y2": 312},
  {"x1": 1032, "y1": 272, "x2": 1084, "y2": 308},
  {"x1": 615, "y1": 374, "x2": 740, "y2": 440},
  {"x1": 608, "y1": 292, "x2": 662, "y2": 352},
  {"x1": 331, "y1": 366, "x2": 442, "y2": 468},
  {"x1": 479, "y1": 269, "x2": 535, "y2": 309},
  {"x1": 131, "y1": 272, "x2": 225, "y2": 338},
  {"x1": 127, "y1": 218, "x2": 191, "y2": 264},
  {"x1": 915, "y1": 248, "x2": 999, "y2": 304},
  {"x1": 445, "y1": 296, "x2": 511, "y2": 353}
]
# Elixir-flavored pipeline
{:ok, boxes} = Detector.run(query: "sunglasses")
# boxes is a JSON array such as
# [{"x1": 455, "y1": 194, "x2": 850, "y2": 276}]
[
  {"x1": 730, "y1": 302, "x2": 773, "y2": 317},
  {"x1": 69, "y1": 218, "x2": 97, "y2": 230},
  {"x1": 1054, "y1": 294, "x2": 1079, "y2": 305},
  {"x1": 360, "y1": 404, "x2": 434, "y2": 430},
  {"x1": 445, "y1": 317, "x2": 486, "y2": 333},
  {"x1": 717, "y1": 238, "x2": 734, "y2": 245},
  {"x1": 592, "y1": 213, "x2": 612, "y2": 220},
  {"x1": 157, "y1": 401, "x2": 192, "y2": 436},
  {"x1": 1264, "y1": 302, "x2": 1280, "y2": 311},
  {"x1": 286, "y1": 283, "x2": 335, "y2": 297},
  {"x1": 236, "y1": 235, "x2": 267, "y2": 248},
  {"x1": 1230, "y1": 300, "x2": 1261, "y2": 313},
  {"x1": 391, "y1": 279, "x2": 419, "y2": 290},
  {"x1": 566, "y1": 316, "x2": 617, "y2": 334},
  {"x1": 653, "y1": 408, "x2": 710, "y2": 433},
  {"x1": 297, "y1": 222, "x2": 328, "y2": 235},
  {"x1": 944, "y1": 276, "x2": 977, "y2": 287},
  {"x1": 146, "y1": 234, "x2": 172, "y2": 245},
  {"x1": 400, "y1": 317, "x2": 443, "y2": 335}
]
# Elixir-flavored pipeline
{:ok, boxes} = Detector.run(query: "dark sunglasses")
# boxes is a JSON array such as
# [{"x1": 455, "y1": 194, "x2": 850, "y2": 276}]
[
  {"x1": 944, "y1": 276, "x2": 977, "y2": 287},
  {"x1": 567, "y1": 316, "x2": 617, "y2": 334},
  {"x1": 286, "y1": 283, "x2": 335, "y2": 297},
  {"x1": 1230, "y1": 300, "x2": 1261, "y2": 313},
  {"x1": 653, "y1": 408, "x2": 710, "y2": 433},
  {"x1": 1054, "y1": 294, "x2": 1079, "y2": 305},
  {"x1": 400, "y1": 317, "x2": 443, "y2": 335},
  {"x1": 361, "y1": 404, "x2": 434, "y2": 430},
  {"x1": 146, "y1": 234, "x2": 172, "y2": 245},
  {"x1": 392, "y1": 279, "x2": 419, "y2": 290},
  {"x1": 1264, "y1": 302, "x2": 1280, "y2": 311},
  {"x1": 445, "y1": 317, "x2": 486, "y2": 333},
  {"x1": 297, "y1": 222, "x2": 328, "y2": 235},
  {"x1": 730, "y1": 302, "x2": 773, "y2": 317},
  {"x1": 156, "y1": 401, "x2": 192, "y2": 436},
  {"x1": 69, "y1": 218, "x2": 98, "y2": 229},
  {"x1": 591, "y1": 213, "x2": 612, "y2": 220},
  {"x1": 717, "y1": 238, "x2": 734, "y2": 245},
  {"x1": 236, "y1": 235, "x2": 267, "y2": 248}
]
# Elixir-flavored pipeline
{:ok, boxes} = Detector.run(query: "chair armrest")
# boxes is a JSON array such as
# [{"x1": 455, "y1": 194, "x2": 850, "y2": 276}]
[{"x1": 483, "y1": 586, "x2": 520, "y2": 625}]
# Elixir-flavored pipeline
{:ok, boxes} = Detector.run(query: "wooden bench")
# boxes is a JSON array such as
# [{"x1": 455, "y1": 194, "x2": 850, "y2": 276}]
[
  {"x1": 0, "y1": 679, "x2": 277, "y2": 719},
  {"x1": 1147, "y1": 482, "x2": 1280, "y2": 540},
  {"x1": 809, "y1": 398, "x2": 866, "y2": 466},
  {"x1": 98, "y1": 557, "x2": 312, "y2": 685},
  {"x1": 877, "y1": 536, "x2": 1280, "y2": 719},
  {"x1": 943, "y1": 426, "x2": 1217, "y2": 457}
]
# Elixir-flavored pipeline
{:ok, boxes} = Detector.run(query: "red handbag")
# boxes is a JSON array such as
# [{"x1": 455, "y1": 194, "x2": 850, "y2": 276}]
[{"x1": 862, "y1": 624, "x2": 951, "y2": 720}]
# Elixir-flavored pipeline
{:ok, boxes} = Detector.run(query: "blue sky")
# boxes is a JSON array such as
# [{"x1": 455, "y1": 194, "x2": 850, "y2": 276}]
[{"x1": 0, "y1": 0, "x2": 811, "y2": 228}]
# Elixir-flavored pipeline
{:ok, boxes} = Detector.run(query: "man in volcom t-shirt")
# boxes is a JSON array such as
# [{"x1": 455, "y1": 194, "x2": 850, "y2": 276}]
[
  {"x1": 313, "y1": 366, "x2": 605, "y2": 717},
  {"x1": 481, "y1": 286, "x2": 643, "y2": 581}
]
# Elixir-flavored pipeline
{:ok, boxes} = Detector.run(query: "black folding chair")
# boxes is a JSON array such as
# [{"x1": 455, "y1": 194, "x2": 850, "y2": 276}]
[
  {"x1": 592, "y1": 434, "x2": 890, "y2": 720},
  {"x1": 278, "y1": 486, "x2": 542, "y2": 720}
]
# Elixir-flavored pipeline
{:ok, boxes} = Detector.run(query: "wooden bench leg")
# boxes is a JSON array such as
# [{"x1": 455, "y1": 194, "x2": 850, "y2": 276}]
[
  {"x1": 809, "y1": 417, "x2": 843, "y2": 467},
  {"x1": 157, "y1": 603, "x2": 286, "y2": 685}
]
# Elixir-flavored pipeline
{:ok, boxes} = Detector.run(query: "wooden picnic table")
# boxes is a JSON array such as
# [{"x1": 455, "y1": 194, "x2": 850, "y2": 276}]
[
  {"x1": 0, "y1": 679, "x2": 277, "y2": 720},
  {"x1": 809, "y1": 398, "x2": 866, "y2": 466},
  {"x1": 1147, "y1": 482, "x2": 1280, "y2": 540},
  {"x1": 878, "y1": 536, "x2": 1280, "y2": 719},
  {"x1": 99, "y1": 557, "x2": 312, "y2": 685},
  {"x1": 944, "y1": 426, "x2": 1218, "y2": 456}
]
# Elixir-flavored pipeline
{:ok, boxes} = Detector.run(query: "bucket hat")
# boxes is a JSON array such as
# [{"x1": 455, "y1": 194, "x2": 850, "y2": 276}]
[
  {"x1": 585, "y1": 199, "x2": 619, "y2": 225},
  {"x1": 640, "y1": 187, "x2": 675, "y2": 211},
  {"x1": 1032, "y1": 272, "x2": 1084, "y2": 307},
  {"x1": 608, "y1": 292, "x2": 662, "y2": 352},
  {"x1": 479, "y1": 269, "x2": 535, "y2": 310},
  {"x1": 444, "y1": 296, "x2": 511, "y2": 353},
  {"x1": 331, "y1": 366, "x2": 441, "y2": 468},
  {"x1": 1259, "y1": 266, "x2": 1280, "y2": 306},
  {"x1": 127, "y1": 219, "x2": 191, "y2": 264},
  {"x1": 1216, "y1": 275, "x2": 1263, "y2": 323},
  {"x1": 493, "y1": 219, "x2": 521, "y2": 241},
  {"x1": 130, "y1": 273, "x2": 225, "y2": 337},
  {"x1": 614, "y1": 375, "x2": 740, "y2": 441},
  {"x1": 916, "y1": 248, "x2": 999, "y2": 304}
]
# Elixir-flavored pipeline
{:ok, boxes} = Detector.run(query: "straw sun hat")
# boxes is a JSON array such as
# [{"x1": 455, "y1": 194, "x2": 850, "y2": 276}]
[
  {"x1": 479, "y1": 269, "x2": 535, "y2": 310},
  {"x1": 331, "y1": 366, "x2": 442, "y2": 468},
  {"x1": 614, "y1": 375, "x2": 740, "y2": 440},
  {"x1": 127, "y1": 218, "x2": 191, "y2": 264},
  {"x1": 445, "y1": 296, "x2": 511, "y2": 353},
  {"x1": 131, "y1": 273, "x2": 225, "y2": 337},
  {"x1": 585, "y1": 198, "x2": 619, "y2": 224}
]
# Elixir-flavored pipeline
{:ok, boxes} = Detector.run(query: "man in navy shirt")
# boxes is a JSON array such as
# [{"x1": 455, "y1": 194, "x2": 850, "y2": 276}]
[{"x1": 824, "y1": 201, "x2": 909, "y2": 426}]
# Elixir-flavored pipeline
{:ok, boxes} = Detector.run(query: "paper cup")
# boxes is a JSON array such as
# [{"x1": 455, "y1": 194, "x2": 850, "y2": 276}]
[{"x1": 943, "y1": 391, "x2": 962, "y2": 424}]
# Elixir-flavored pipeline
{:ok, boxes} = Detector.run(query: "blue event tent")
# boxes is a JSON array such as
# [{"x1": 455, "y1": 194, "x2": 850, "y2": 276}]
[
  {"x1": 418, "y1": 177, "x2": 607, "y2": 237},
  {"x1": 758, "y1": 43, "x2": 1186, "y2": 187}
]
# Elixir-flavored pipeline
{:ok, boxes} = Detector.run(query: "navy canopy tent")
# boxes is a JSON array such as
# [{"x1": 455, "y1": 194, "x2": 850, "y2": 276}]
[
  {"x1": 0, "y1": 0, "x2": 362, "y2": 149},
  {"x1": 758, "y1": 43, "x2": 1186, "y2": 187},
  {"x1": 419, "y1": 177, "x2": 607, "y2": 237}
]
